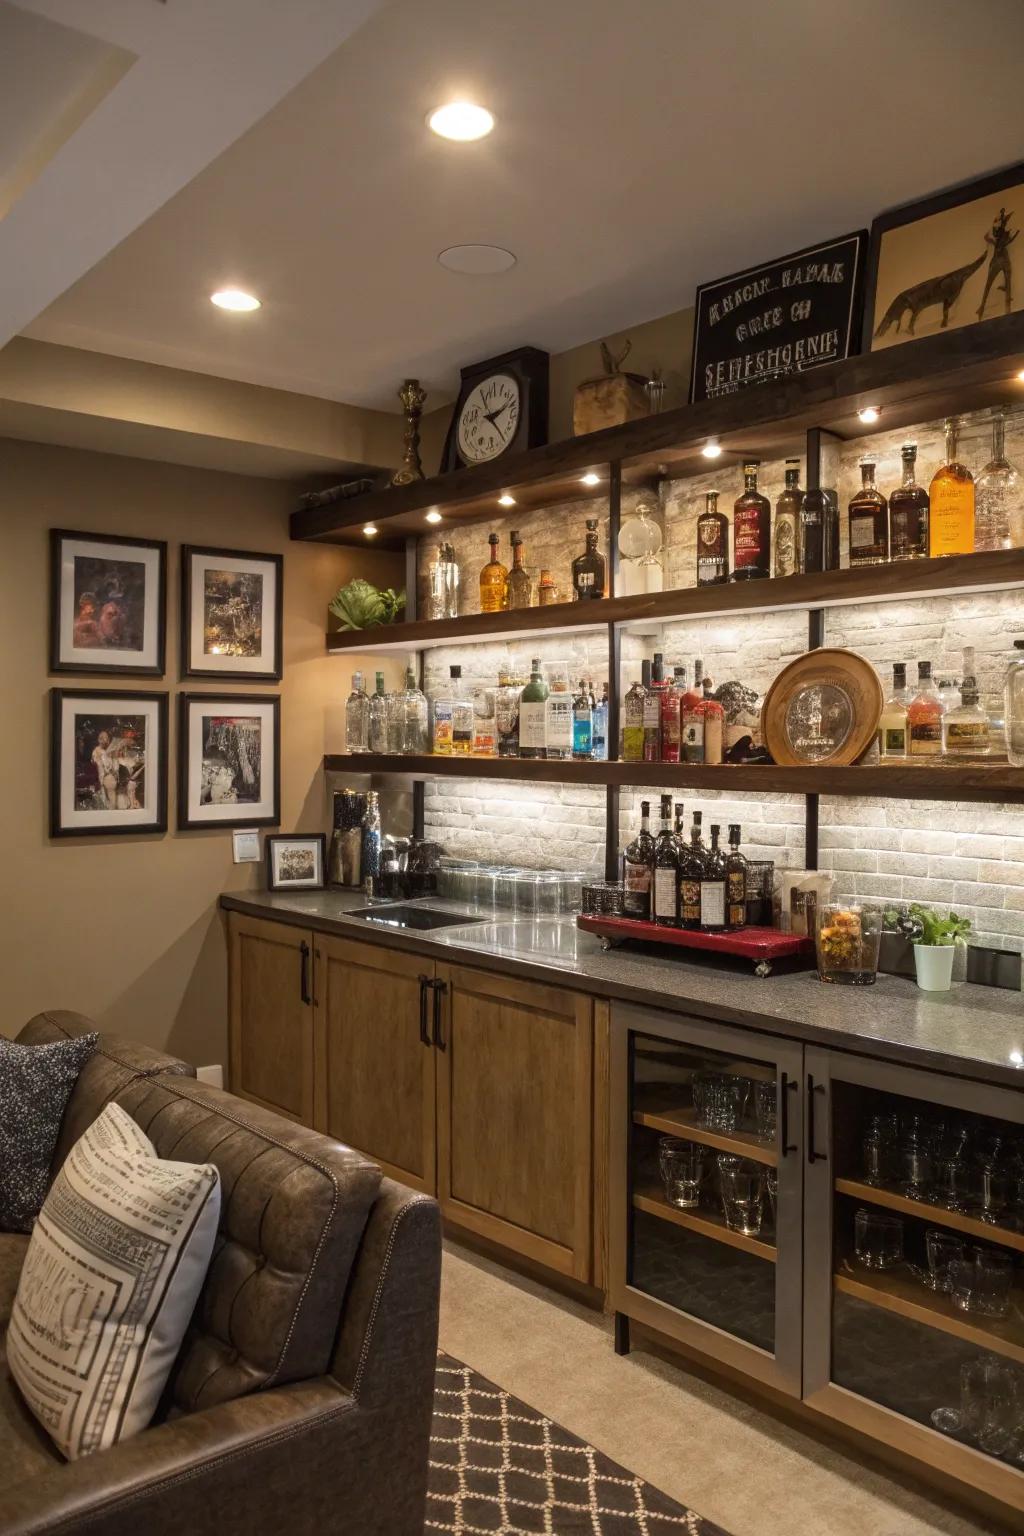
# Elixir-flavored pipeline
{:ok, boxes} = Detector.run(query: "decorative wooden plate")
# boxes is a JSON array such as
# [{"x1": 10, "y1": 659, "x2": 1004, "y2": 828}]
[{"x1": 761, "y1": 648, "x2": 883, "y2": 768}]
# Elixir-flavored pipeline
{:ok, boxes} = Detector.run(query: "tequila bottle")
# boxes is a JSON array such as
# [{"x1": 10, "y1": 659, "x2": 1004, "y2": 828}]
[
  {"x1": 929, "y1": 418, "x2": 975, "y2": 556},
  {"x1": 507, "y1": 531, "x2": 534, "y2": 608},
  {"x1": 345, "y1": 671, "x2": 370, "y2": 754},
  {"x1": 888, "y1": 444, "x2": 929, "y2": 561},
  {"x1": 479, "y1": 531, "x2": 509, "y2": 611},
  {"x1": 975, "y1": 408, "x2": 1020, "y2": 552}
]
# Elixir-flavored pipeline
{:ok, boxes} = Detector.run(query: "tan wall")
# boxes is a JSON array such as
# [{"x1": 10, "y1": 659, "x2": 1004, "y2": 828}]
[{"x1": 0, "y1": 437, "x2": 403, "y2": 1066}]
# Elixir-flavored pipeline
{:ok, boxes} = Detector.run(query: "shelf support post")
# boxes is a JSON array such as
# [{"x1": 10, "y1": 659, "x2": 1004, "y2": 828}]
[{"x1": 608, "y1": 461, "x2": 622, "y2": 599}]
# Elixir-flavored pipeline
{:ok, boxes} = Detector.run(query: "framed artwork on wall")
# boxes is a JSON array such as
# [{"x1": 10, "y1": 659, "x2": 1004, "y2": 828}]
[
  {"x1": 50, "y1": 688, "x2": 168, "y2": 838},
  {"x1": 50, "y1": 530, "x2": 166, "y2": 676},
  {"x1": 864, "y1": 162, "x2": 1024, "y2": 352},
  {"x1": 178, "y1": 692, "x2": 280, "y2": 830},
  {"x1": 180, "y1": 546, "x2": 283, "y2": 681},
  {"x1": 265, "y1": 833, "x2": 326, "y2": 892}
]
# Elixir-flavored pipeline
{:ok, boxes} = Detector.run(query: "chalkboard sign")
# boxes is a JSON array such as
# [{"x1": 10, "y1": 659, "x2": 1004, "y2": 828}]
[{"x1": 689, "y1": 232, "x2": 867, "y2": 404}]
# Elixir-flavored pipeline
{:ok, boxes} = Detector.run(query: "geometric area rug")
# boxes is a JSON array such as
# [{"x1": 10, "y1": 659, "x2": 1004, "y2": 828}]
[{"x1": 428, "y1": 1355, "x2": 730, "y2": 1535}]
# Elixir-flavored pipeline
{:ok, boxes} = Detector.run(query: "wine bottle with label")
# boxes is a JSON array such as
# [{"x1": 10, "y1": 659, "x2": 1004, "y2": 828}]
[{"x1": 651, "y1": 794, "x2": 680, "y2": 927}]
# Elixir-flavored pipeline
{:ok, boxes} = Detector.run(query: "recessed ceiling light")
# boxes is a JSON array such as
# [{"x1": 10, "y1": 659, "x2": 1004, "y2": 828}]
[
  {"x1": 498, "y1": 493, "x2": 516, "y2": 507},
  {"x1": 425, "y1": 510, "x2": 442, "y2": 524},
  {"x1": 363, "y1": 524, "x2": 378, "y2": 537},
  {"x1": 438, "y1": 244, "x2": 516, "y2": 275},
  {"x1": 857, "y1": 406, "x2": 880, "y2": 424},
  {"x1": 701, "y1": 441, "x2": 723, "y2": 460},
  {"x1": 210, "y1": 288, "x2": 260, "y2": 312},
  {"x1": 580, "y1": 472, "x2": 600, "y2": 487},
  {"x1": 427, "y1": 102, "x2": 494, "y2": 141}
]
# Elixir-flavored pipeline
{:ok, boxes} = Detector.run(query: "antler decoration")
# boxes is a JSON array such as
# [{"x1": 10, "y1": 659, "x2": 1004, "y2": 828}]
[{"x1": 600, "y1": 338, "x2": 632, "y2": 375}]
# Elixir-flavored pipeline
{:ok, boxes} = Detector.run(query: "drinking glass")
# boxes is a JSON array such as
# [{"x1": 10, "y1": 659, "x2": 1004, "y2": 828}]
[
  {"x1": 744, "y1": 861, "x2": 775, "y2": 927},
  {"x1": 719, "y1": 1160, "x2": 764, "y2": 1236},
  {"x1": 535, "y1": 874, "x2": 562, "y2": 915},
  {"x1": 513, "y1": 873, "x2": 541, "y2": 917},
  {"x1": 897, "y1": 1141, "x2": 934, "y2": 1202},
  {"x1": 971, "y1": 1161, "x2": 1009, "y2": 1226},
  {"x1": 658, "y1": 1138, "x2": 705, "y2": 1210},
  {"x1": 921, "y1": 1229, "x2": 967, "y2": 1293},
  {"x1": 754, "y1": 1080, "x2": 777, "y2": 1144},
  {"x1": 974, "y1": 1250, "x2": 1014, "y2": 1319},
  {"x1": 702, "y1": 1075, "x2": 750, "y2": 1133},
  {"x1": 764, "y1": 1168, "x2": 778, "y2": 1228},
  {"x1": 931, "y1": 1357, "x2": 1015, "y2": 1441},
  {"x1": 854, "y1": 1208, "x2": 904, "y2": 1270},
  {"x1": 948, "y1": 1258, "x2": 980, "y2": 1314},
  {"x1": 691, "y1": 1071, "x2": 720, "y2": 1129}
]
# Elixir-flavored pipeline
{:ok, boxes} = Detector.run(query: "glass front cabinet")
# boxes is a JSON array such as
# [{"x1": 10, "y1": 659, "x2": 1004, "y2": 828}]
[{"x1": 610, "y1": 1005, "x2": 1024, "y2": 1511}]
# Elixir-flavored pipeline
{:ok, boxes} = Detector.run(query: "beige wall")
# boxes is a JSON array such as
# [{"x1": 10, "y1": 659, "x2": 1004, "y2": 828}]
[{"x1": 0, "y1": 437, "x2": 403, "y2": 1066}]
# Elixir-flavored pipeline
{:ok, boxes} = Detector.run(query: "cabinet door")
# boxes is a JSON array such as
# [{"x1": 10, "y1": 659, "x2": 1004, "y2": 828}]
[
  {"x1": 315, "y1": 936, "x2": 436, "y2": 1193},
  {"x1": 434, "y1": 963, "x2": 594, "y2": 1281},
  {"x1": 228, "y1": 913, "x2": 315, "y2": 1124}
]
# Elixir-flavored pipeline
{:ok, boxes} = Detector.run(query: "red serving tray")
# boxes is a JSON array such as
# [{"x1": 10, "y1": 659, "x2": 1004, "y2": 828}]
[{"x1": 577, "y1": 914, "x2": 814, "y2": 973}]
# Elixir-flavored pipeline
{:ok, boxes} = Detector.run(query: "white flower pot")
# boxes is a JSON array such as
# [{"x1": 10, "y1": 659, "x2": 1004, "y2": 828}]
[{"x1": 913, "y1": 943, "x2": 956, "y2": 992}]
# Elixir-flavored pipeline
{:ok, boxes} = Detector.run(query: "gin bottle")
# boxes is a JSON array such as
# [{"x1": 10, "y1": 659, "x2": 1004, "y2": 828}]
[
  {"x1": 399, "y1": 665, "x2": 429, "y2": 755},
  {"x1": 975, "y1": 407, "x2": 1020, "y2": 552},
  {"x1": 345, "y1": 671, "x2": 370, "y2": 754},
  {"x1": 368, "y1": 671, "x2": 389, "y2": 754}
]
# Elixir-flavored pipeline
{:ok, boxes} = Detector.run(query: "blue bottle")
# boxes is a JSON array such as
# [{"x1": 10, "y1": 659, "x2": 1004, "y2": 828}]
[
  {"x1": 572, "y1": 679, "x2": 593, "y2": 760},
  {"x1": 591, "y1": 682, "x2": 609, "y2": 761}
]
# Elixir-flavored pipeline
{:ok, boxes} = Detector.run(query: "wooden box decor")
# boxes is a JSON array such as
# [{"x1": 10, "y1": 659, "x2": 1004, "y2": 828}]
[
  {"x1": 761, "y1": 648, "x2": 883, "y2": 768},
  {"x1": 573, "y1": 340, "x2": 649, "y2": 435}
]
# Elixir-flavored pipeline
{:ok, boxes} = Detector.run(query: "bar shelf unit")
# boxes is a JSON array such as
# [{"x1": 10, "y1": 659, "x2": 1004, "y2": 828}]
[
  {"x1": 833, "y1": 1265, "x2": 1024, "y2": 1368},
  {"x1": 632, "y1": 1105, "x2": 777, "y2": 1167},
  {"x1": 632, "y1": 1184, "x2": 777, "y2": 1263},
  {"x1": 834, "y1": 1178, "x2": 1024, "y2": 1255}
]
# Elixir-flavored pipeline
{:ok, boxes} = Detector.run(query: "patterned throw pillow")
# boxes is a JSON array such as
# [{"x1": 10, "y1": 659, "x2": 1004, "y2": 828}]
[
  {"x1": 7, "y1": 1101, "x2": 220, "y2": 1461},
  {"x1": 0, "y1": 1032, "x2": 98, "y2": 1232}
]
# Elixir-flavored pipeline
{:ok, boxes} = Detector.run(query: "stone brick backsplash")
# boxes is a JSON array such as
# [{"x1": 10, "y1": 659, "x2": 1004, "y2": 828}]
[{"x1": 424, "y1": 778, "x2": 608, "y2": 874}]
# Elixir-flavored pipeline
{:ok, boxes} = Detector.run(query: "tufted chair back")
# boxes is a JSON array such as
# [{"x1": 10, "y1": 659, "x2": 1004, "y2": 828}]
[{"x1": 107, "y1": 1071, "x2": 381, "y2": 1413}]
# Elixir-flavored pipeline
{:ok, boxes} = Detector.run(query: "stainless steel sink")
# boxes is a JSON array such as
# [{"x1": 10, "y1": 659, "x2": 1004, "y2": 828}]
[
  {"x1": 433, "y1": 916, "x2": 603, "y2": 968},
  {"x1": 348, "y1": 904, "x2": 486, "y2": 931}
]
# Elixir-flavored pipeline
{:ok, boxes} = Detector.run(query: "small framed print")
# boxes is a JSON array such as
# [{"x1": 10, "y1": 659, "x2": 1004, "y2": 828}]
[
  {"x1": 265, "y1": 834, "x2": 326, "y2": 892},
  {"x1": 181, "y1": 546, "x2": 283, "y2": 680},
  {"x1": 178, "y1": 692, "x2": 280, "y2": 830},
  {"x1": 50, "y1": 688, "x2": 168, "y2": 838},
  {"x1": 51, "y1": 530, "x2": 166, "y2": 676}
]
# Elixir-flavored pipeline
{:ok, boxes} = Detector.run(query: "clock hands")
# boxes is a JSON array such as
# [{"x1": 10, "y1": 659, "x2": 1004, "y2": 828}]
[{"x1": 483, "y1": 400, "x2": 512, "y2": 426}]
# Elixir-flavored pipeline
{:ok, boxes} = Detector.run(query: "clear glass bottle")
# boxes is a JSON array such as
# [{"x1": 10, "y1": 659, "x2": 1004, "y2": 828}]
[
  {"x1": 651, "y1": 795, "x2": 681, "y2": 927},
  {"x1": 622, "y1": 800, "x2": 655, "y2": 920},
  {"x1": 432, "y1": 665, "x2": 459, "y2": 755},
  {"x1": 888, "y1": 444, "x2": 930, "y2": 561},
  {"x1": 642, "y1": 657, "x2": 661, "y2": 763},
  {"x1": 943, "y1": 647, "x2": 991, "y2": 756},
  {"x1": 479, "y1": 531, "x2": 509, "y2": 612},
  {"x1": 774, "y1": 459, "x2": 802, "y2": 578},
  {"x1": 699, "y1": 824, "x2": 728, "y2": 932},
  {"x1": 848, "y1": 460, "x2": 889, "y2": 566},
  {"x1": 678, "y1": 814, "x2": 705, "y2": 930},
  {"x1": 399, "y1": 665, "x2": 429, "y2": 755},
  {"x1": 907, "y1": 660, "x2": 944, "y2": 757},
  {"x1": 428, "y1": 542, "x2": 460, "y2": 619},
  {"x1": 929, "y1": 417, "x2": 975, "y2": 556},
  {"x1": 877, "y1": 662, "x2": 909, "y2": 759},
  {"x1": 1005, "y1": 640, "x2": 1024, "y2": 767},
  {"x1": 545, "y1": 664, "x2": 573, "y2": 761},
  {"x1": 696, "y1": 491, "x2": 730, "y2": 585},
  {"x1": 507, "y1": 531, "x2": 534, "y2": 608},
  {"x1": 592, "y1": 682, "x2": 609, "y2": 761},
  {"x1": 726, "y1": 824, "x2": 748, "y2": 929},
  {"x1": 732, "y1": 461, "x2": 771, "y2": 581},
  {"x1": 449, "y1": 666, "x2": 474, "y2": 755},
  {"x1": 572, "y1": 679, "x2": 593, "y2": 760},
  {"x1": 368, "y1": 670, "x2": 390, "y2": 754},
  {"x1": 572, "y1": 518, "x2": 607, "y2": 600},
  {"x1": 472, "y1": 683, "x2": 496, "y2": 757},
  {"x1": 495, "y1": 662, "x2": 521, "y2": 758},
  {"x1": 518, "y1": 658, "x2": 549, "y2": 759},
  {"x1": 622, "y1": 677, "x2": 645, "y2": 762},
  {"x1": 975, "y1": 407, "x2": 1020, "y2": 552},
  {"x1": 345, "y1": 670, "x2": 370, "y2": 754},
  {"x1": 360, "y1": 790, "x2": 382, "y2": 899}
]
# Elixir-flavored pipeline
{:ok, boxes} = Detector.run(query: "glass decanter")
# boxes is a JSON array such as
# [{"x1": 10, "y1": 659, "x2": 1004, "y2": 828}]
[{"x1": 975, "y1": 407, "x2": 1021, "y2": 552}]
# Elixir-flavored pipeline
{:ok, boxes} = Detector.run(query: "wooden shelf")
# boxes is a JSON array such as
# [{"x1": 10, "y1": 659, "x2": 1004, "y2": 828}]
[
  {"x1": 835, "y1": 1265, "x2": 1024, "y2": 1366},
  {"x1": 633, "y1": 1184, "x2": 776, "y2": 1261},
  {"x1": 836, "y1": 1178, "x2": 1024, "y2": 1255},
  {"x1": 325, "y1": 549, "x2": 1024, "y2": 653},
  {"x1": 323, "y1": 753, "x2": 1024, "y2": 803},
  {"x1": 633, "y1": 1104, "x2": 777, "y2": 1167}
]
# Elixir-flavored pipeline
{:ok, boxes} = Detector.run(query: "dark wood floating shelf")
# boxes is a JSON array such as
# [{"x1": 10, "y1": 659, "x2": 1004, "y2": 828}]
[
  {"x1": 325, "y1": 548, "x2": 1024, "y2": 653},
  {"x1": 323, "y1": 753, "x2": 1024, "y2": 803},
  {"x1": 294, "y1": 311, "x2": 1024, "y2": 545}
]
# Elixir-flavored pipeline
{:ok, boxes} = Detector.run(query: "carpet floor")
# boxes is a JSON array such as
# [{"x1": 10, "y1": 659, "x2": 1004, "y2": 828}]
[{"x1": 428, "y1": 1354, "x2": 728, "y2": 1535}]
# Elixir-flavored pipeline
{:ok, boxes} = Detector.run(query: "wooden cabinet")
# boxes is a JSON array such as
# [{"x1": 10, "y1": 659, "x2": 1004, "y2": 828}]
[{"x1": 228, "y1": 913, "x2": 316, "y2": 1124}]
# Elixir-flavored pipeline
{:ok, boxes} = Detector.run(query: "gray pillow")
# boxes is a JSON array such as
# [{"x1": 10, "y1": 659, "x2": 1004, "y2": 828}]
[{"x1": 0, "y1": 1033, "x2": 98, "y2": 1231}]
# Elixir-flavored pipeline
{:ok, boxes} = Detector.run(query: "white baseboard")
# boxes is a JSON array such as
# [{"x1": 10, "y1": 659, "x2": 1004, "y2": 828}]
[{"x1": 196, "y1": 1064, "x2": 224, "y2": 1090}]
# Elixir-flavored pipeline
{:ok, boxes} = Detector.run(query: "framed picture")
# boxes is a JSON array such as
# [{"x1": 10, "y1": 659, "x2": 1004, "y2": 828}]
[
  {"x1": 50, "y1": 688, "x2": 168, "y2": 838},
  {"x1": 265, "y1": 834, "x2": 326, "y2": 892},
  {"x1": 864, "y1": 162, "x2": 1024, "y2": 352},
  {"x1": 50, "y1": 530, "x2": 166, "y2": 676},
  {"x1": 178, "y1": 692, "x2": 280, "y2": 830},
  {"x1": 181, "y1": 546, "x2": 282, "y2": 680}
]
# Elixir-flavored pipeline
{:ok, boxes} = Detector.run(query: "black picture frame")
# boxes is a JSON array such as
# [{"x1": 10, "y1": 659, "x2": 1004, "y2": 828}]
[
  {"x1": 50, "y1": 529, "x2": 167, "y2": 677},
  {"x1": 264, "y1": 833, "x2": 327, "y2": 892},
  {"x1": 180, "y1": 545, "x2": 283, "y2": 681},
  {"x1": 177, "y1": 692, "x2": 281, "y2": 831},
  {"x1": 863, "y1": 161, "x2": 1024, "y2": 353},
  {"x1": 50, "y1": 687, "x2": 168, "y2": 838},
  {"x1": 440, "y1": 347, "x2": 549, "y2": 473}
]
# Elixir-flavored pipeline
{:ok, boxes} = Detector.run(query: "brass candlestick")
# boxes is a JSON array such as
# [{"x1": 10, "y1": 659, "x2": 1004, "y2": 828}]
[{"x1": 391, "y1": 378, "x2": 427, "y2": 486}]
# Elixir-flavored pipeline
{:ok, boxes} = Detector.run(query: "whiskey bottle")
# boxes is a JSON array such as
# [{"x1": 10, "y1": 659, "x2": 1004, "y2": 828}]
[
  {"x1": 696, "y1": 490, "x2": 729, "y2": 585},
  {"x1": 622, "y1": 800, "x2": 655, "y2": 920},
  {"x1": 507, "y1": 532, "x2": 533, "y2": 608},
  {"x1": 943, "y1": 648, "x2": 991, "y2": 756},
  {"x1": 572, "y1": 518, "x2": 606, "y2": 601},
  {"x1": 431, "y1": 666, "x2": 458, "y2": 755},
  {"x1": 651, "y1": 794, "x2": 681, "y2": 927},
  {"x1": 479, "y1": 532, "x2": 509, "y2": 611},
  {"x1": 799, "y1": 487, "x2": 840, "y2": 573},
  {"x1": 732, "y1": 461, "x2": 771, "y2": 581},
  {"x1": 572, "y1": 679, "x2": 593, "y2": 760},
  {"x1": 518, "y1": 658, "x2": 549, "y2": 759},
  {"x1": 889, "y1": 444, "x2": 929, "y2": 561},
  {"x1": 642, "y1": 658, "x2": 661, "y2": 763},
  {"x1": 877, "y1": 662, "x2": 909, "y2": 759},
  {"x1": 929, "y1": 418, "x2": 975, "y2": 556},
  {"x1": 699, "y1": 824, "x2": 727, "y2": 932},
  {"x1": 907, "y1": 660, "x2": 944, "y2": 758},
  {"x1": 622, "y1": 677, "x2": 646, "y2": 762},
  {"x1": 774, "y1": 459, "x2": 802, "y2": 578},
  {"x1": 678, "y1": 814, "x2": 705, "y2": 930},
  {"x1": 726, "y1": 824, "x2": 748, "y2": 929},
  {"x1": 848, "y1": 460, "x2": 889, "y2": 566}
]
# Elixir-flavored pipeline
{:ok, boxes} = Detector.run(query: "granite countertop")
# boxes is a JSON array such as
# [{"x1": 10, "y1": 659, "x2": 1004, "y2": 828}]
[{"x1": 220, "y1": 889, "x2": 1024, "y2": 1091}]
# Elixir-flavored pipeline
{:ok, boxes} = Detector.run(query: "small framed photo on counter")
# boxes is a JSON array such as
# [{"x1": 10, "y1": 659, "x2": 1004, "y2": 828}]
[
  {"x1": 177, "y1": 692, "x2": 280, "y2": 830},
  {"x1": 180, "y1": 546, "x2": 283, "y2": 680},
  {"x1": 265, "y1": 834, "x2": 326, "y2": 892}
]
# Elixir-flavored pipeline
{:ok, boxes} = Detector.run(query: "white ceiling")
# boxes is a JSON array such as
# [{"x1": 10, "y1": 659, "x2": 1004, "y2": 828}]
[{"x1": 17, "y1": 0, "x2": 1024, "y2": 412}]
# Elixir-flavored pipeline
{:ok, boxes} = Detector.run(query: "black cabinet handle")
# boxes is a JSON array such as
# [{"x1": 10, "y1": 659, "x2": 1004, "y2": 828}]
[
  {"x1": 807, "y1": 1074, "x2": 826, "y2": 1163},
  {"x1": 780, "y1": 1072, "x2": 797, "y2": 1157},
  {"x1": 418, "y1": 975, "x2": 431, "y2": 1046},
  {"x1": 299, "y1": 942, "x2": 311, "y2": 1006},
  {"x1": 431, "y1": 979, "x2": 448, "y2": 1050}
]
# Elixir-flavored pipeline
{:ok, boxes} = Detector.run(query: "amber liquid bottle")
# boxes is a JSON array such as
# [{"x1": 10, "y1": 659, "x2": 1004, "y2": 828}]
[
  {"x1": 479, "y1": 532, "x2": 509, "y2": 611},
  {"x1": 732, "y1": 461, "x2": 771, "y2": 580},
  {"x1": 848, "y1": 460, "x2": 889, "y2": 566},
  {"x1": 696, "y1": 490, "x2": 729, "y2": 585},
  {"x1": 506, "y1": 532, "x2": 533, "y2": 609},
  {"x1": 773, "y1": 459, "x2": 802, "y2": 578},
  {"x1": 888, "y1": 444, "x2": 930, "y2": 561},
  {"x1": 929, "y1": 418, "x2": 975, "y2": 556}
]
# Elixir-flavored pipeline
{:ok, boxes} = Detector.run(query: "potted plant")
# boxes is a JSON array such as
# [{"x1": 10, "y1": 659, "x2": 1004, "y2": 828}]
[{"x1": 907, "y1": 904, "x2": 972, "y2": 992}]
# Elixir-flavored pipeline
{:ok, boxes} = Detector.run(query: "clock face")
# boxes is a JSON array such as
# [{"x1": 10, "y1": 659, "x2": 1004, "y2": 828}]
[{"x1": 456, "y1": 372, "x2": 521, "y2": 464}]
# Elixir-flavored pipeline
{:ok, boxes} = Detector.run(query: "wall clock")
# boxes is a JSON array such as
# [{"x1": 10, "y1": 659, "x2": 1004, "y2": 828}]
[{"x1": 440, "y1": 347, "x2": 549, "y2": 472}]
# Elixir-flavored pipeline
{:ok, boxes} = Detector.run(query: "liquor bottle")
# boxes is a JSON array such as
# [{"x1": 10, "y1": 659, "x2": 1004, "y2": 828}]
[
  {"x1": 889, "y1": 444, "x2": 930, "y2": 561},
  {"x1": 799, "y1": 487, "x2": 840, "y2": 573},
  {"x1": 678, "y1": 814, "x2": 705, "y2": 930},
  {"x1": 673, "y1": 801, "x2": 686, "y2": 848},
  {"x1": 345, "y1": 670, "x2": 370, "y2": 753},
  {"x1": 507, "y1": 532, "x2": 534, "y2": 608},
  {"x1": 538, "y1": 569, "x2": 558, "y2": 605},
  {"x1": 368, "y1": 671, "x2": 389, "y2": 754},
  {"x1": 545, "y1": 664, "x2": 573, "y2": 761},
  {"x1": 432, "y1": 667, "x2": 455, "y2": 755},
  {"x1": 448, "y1": 665, "x2": 474, "y2": 755},
  {"x1": 943, "y1": 647, "x2": 991, "y2": 756},
  {"x1": 877, "y1": 662, "x2": 909, "y2": 760},
  {"x1": 1005, "y1": 640, "x2": 1024, "y2": 767},
  {"x1": 651, "y1": 795, "x2": 681, "y2": 927},
  {"x1": 975, "y1": 407, "x2": 1020, "y2": 552},
  {"x1": 472, "y1": 683, "x2": 496, "y2": 756},
  {"x1": 642, "y1": 658, "x2": 661, "y2": 763},
  {"x1": 699, "y1": 824, "x2": 727, "y2": 932},
  {"x1": 696, "y1": 679, "x2": 724, "y2": 765},
  {"x1": 929, "y1": 418, "x2": 975, "y2": 556},
  {"x1": 726, "y1": 824, "x2": 748, "y2": 929},
  {"x1": 622, "y1": 677, "x2": 645, "y2": 762},
  {"x1": 660, "y1": 664, "x2": 682, "y2": 763},
  {"x1": 848, "y1": 460, "x2": 889, "y2": 567},
  {"x1": 592, "y1": 682, "x2": 609, "y2": 761},
  {"x1": 397, "y1": 665, "x2": 428, "y2": 755},
  {"x1": 774, "y1": 459, "x2": 802, "y2": 578},
  {"x1": 732, "y1": 460, "x2": 771, "y2": 581},
  {"x1": 907, "y1": 660, "x2": 944, "y2": 757},
  {"x1": 479, "y1": 531, "x2": 509, "y2": 611},
  {"x1": 681, "y1": 658, "x2": 705, "y2": 764},
  {"x1": 360, "y1": 790, "x2": 382, "y2": 899},
  {"x1": 696, "y1": 491, "x2": 729, "y2": 585},
  {"x1": 518, "y1": 658, "x2": 549, "y2": 759},
  {"x1": 572, "y1": 679, "x2": 593, "y2": 760},
  {"x1": 572, "y1": 518, "x2": 606, "y2": 601},
  {"x1": 495, "y1": 663, "x2": 521, "y2": 758},
  {"x1": 622, "y1": 800, "x2": 655, "y2": 920}
]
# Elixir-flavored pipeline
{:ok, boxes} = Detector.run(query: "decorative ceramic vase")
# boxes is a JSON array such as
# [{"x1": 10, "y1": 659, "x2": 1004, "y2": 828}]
[{"x1": 913, "y1": 943, "x2": 956, "y2": 992}]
